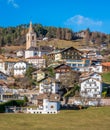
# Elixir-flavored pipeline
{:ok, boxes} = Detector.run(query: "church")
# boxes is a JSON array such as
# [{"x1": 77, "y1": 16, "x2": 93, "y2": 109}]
[{"x1": 25, "y1": 22, "x2": 53, "y2": 59}]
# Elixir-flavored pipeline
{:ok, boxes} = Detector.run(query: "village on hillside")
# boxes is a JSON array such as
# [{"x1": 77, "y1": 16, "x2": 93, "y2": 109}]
[{"x1": 0, "y1": 22, "x2": 110, "y2": 114}]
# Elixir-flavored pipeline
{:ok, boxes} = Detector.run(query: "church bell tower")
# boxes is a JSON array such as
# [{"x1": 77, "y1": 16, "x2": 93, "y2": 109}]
[{"x1": 26, "y1": 21, "x2": 36, "y2": 49}]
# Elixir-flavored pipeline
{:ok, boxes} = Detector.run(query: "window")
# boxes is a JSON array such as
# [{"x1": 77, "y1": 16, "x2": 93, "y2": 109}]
[
  {"x1": 78, "y1": 64, "x2": 82, "y2": 67},
  {"x1": 32, "y1": 36, "x2": 34, "y2": 40},
  {"x1": 72, "y1": 64, "x2": 76, "y2": 67}
]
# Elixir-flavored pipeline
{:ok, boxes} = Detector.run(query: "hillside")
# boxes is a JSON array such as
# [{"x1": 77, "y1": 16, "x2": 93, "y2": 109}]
[
  {"x1": 0, "y1": 23, "x2": 109, "y2": 48},
  {"x1": 0, "y1": 38, "x2": 97, "y2": 53}
]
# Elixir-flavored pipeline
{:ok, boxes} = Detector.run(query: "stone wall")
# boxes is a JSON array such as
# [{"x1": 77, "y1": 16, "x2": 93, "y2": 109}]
[{"x1": 101, "y1": 98, "x2": 110, "y2": 106}]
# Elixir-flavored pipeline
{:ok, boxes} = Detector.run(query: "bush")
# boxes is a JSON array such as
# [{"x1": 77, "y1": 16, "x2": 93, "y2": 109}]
[{"x1": 0, "y1": 100, "x2": 25, "y2": 113}]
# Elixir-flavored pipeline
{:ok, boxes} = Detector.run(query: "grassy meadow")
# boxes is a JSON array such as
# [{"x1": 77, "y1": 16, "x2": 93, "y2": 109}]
[
  {"x1": 0, "y1": 107, "x2": 110, "y2": 130},
  {"x1": 2, "y1": 39, "x2": 88, "y2": 52},
  {"x1": 102, "y1": 72, "x2": 110, "y2": 84}
]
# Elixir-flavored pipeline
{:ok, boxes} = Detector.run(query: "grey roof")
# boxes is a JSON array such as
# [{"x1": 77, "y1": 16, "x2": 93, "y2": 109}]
[{"x1": 27, "y1": 46, "x2": 53, "y2": 52}]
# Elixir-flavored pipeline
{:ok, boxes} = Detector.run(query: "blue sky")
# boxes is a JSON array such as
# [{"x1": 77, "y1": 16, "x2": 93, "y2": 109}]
[{"x1": 0, "y1": 0, "x2": 110, "y2": 34}]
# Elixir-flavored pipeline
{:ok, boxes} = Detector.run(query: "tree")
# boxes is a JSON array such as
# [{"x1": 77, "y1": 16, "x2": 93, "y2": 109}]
[
  {"x1": 65, "y1": 28, "x2": 73, "y2": 40},
  {"x1": 25, "y1": 65, "x2": 36, "y2": 78},
  {"x1": 85, "y1": 28, "x2": 91, "y2": 45},
  {"x1": 59, "y1": 70, "x2": 81, "y2": 96},
  {"x1": 56, "y1": 28, "x2": 62, "y2": 39},
  {"x1": 24, "y1": 96, "x2": 29, "y2": 103}
]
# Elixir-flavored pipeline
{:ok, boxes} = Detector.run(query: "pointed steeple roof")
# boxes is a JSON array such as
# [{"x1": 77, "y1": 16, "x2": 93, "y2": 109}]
[{"x1": 28, "y1": 21, "x2": 33, "y2": 33}]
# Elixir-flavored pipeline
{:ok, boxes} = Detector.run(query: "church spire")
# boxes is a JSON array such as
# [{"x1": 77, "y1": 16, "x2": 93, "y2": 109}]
[{"x1": 29, "y1": 21, "x2": 33, "y2": 32}]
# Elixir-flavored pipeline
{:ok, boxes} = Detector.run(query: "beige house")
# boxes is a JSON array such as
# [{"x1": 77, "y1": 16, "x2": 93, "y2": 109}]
[
  {"x1": 32, "y1": 70, "x2": 45, "y2": 82},
  {"x1": 26, "y1": 56, "x2": 46, "y2": 69}
]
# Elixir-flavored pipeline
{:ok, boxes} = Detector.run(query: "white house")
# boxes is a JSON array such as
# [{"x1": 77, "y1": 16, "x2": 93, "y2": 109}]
[
  {"x1": 39, "y1": 77, "x2": 60, "y2": 94},
  {"x1": 26, "y1": 56, "x2": 45, "y2": 69},
  {"x1": 14, "y1": 61, "x2": 28, "y2": 77},
  {"x1": 27, "y1": 94, "x2": 60, "y2": 114},
  {"x1": 4, "y1": 58, "x2": 19, "y2": 76},
  {"x1": 27, "y1": 77, "x2": 61, "y2": 114},
  {"x1": 80, "y1": 78, "x2": 102, "y2": 98}
]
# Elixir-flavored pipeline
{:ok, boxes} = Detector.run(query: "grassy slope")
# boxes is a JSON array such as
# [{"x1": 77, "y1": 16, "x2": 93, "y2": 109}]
[
  {"x1": 38, "y1": 39, "x2": 90, "y2": 49},
  {"x1": 0, "y1": 107, "x2": 110, "y2": 130},
  {"x1": 102, "y1": 72, "x2": 110, "y2": 84},
  {"x1": 1, "y1": 39, "x2": 90, "y2": 52}
]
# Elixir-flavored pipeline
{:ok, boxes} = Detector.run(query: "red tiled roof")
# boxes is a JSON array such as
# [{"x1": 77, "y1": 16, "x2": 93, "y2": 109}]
[
  {"x1": 102, "y1": 62, "x2": 110, "y2": 67},
  {"x1": 27, "y1": 56, "x2": 44, "y2": 59}
]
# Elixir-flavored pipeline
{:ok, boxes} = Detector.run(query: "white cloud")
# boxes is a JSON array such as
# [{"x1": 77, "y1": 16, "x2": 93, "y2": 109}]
[
  {"x1": 65, "y1": 15, "x2": 102, "y2": 27},
  {"x1": 8, "y1": 0, "x2": 19, "y2": 8}
]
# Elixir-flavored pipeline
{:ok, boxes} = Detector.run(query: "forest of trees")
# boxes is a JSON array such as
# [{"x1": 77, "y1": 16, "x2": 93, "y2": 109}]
[
  {"x1": 82, "y1": 28, "x2": 108, "y2": 45},
  {"x1": 0, "y1": 23, "x2": 109, "y2": 47},
  {"x1": 0, "y1": 24, "x2": 74, "y2": 46}
]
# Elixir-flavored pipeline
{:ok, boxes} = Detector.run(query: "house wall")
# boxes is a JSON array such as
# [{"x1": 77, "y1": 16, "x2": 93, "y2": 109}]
[
  {"x1": 66, "y1": 59, "x2": 90, "y2": 69},
  {"x1": 55, "y1": 53, "x2": 62, "y2": 61},
  {"x1": 14, "y1": 62, "x2": 27, "y2": 77},
  {"x1": 56, "y1": 73, "x2": 60, "y2": 80},
  {"x1": 17, "y1": 51, "x2": 24, "y2": 57},
  {"x1": 77, "y1": 65, "x2": 102, "y2": 73},
  {"x1": 89, "y1": 66, "x2": 102, "y2": 73},
  {"x1": 39, "y1": 82, "x2": 59, "y2": 94},
  {"x1": 25, "y1": 50, "x2": 35, "y2": 59},
  {"x1": 91, "y1": 73, "x2": 102, "y2": 81},
  {"x1": 43, "y1": 99, "x2": 60, "y2": 111},
  {"x1": 5, "y1": 62, "x2": 15, "y2": 75},
  {"x1": 0, "y1": 61, "x2": 6, "y2": 74},
  {"x1": 80, "y1": 78, "x2": 102, "y2": 98},
  {"x1": 27, "y1": 58, "x2": 45, "y2": 68},
  {"x1": 37, "y1": 73, "x2": 45, "y2": 81},
  {"x1": 101, "y1": 98, "x2": 110, "y2": 106},
  {"x1": 39, "y1": 51, "x2": 49, "y2": 57}
]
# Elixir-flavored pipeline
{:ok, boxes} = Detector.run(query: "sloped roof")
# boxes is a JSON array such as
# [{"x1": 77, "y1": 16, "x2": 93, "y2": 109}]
[
  {"x1": 27, "y1": 46, "x2": 53, "y2": 52},
  {"x1": 80, "y1": 72, "x2": 101, "y2": 78},
  {"x1": 27, "y1": 56, "x2": 44, "y2": 59},
  {"x1": 54, "y1": 63, "x2": 71, "y2": 70},
  {"x1": 38, "y1": 76, "x2": 57, "y2": 83},
  {"x1": 36, "y1": 93, "x2": 60, "y2": 102},
  {"x1": 102, "y1": 62, "x2": 110, "y2": 67},
  {"x1": 0, "y1": 80, "x2": 7, "y2": 86},
  {"x1": 60, "y1": 46, "x2": 83, "y2": 54},
  {"x1": 48, "y1": 47, "x2": 83, "y2": 55},
  {"x1": 0, "y1": 71, "x2": 9, "y2": 77}
]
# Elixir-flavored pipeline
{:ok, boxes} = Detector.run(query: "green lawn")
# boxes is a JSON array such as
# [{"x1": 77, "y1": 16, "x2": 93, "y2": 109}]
[
  {"x1": 0, "y1": 107, "x2": 110, "y2": 130},
  {"x1": 102, "y1": 72, "x2": 110, "y2": 84}
]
